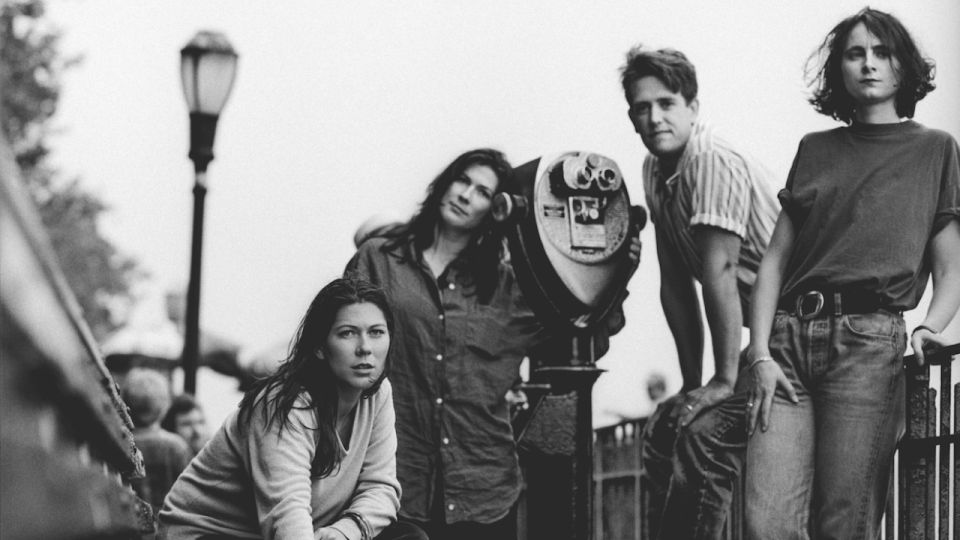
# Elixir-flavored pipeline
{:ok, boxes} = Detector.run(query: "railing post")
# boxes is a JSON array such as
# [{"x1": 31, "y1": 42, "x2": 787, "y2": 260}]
[
  {"x1": 899, "y1": 343, "x2": 959, "y2": 540},
  {"x1": 901, "y1": 359, "x2": 935, "y2": 539}
]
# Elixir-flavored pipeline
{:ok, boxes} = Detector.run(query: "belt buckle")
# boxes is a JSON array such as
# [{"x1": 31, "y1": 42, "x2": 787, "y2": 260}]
[{"x1": 796, "y1": 291, "x2": 824, "y2": 320}]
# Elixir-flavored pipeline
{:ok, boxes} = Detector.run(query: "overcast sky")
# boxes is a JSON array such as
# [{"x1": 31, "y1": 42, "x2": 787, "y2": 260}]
[{"x1": 45, "y1": 0, "x2": 960, "y2": 427}]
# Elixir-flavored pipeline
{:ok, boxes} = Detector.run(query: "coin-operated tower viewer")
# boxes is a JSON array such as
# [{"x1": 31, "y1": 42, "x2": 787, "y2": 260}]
[{"x1": 493, "y1": 151, "x2": 646, "y2": 540}]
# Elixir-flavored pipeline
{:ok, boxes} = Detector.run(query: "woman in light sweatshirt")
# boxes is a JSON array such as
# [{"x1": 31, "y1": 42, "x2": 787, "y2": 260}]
[{"x1": 159, "y1": 276, "x2": 427, "y2": 540}]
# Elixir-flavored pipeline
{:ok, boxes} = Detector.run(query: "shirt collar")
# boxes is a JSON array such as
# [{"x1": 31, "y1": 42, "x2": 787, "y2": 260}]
[{"x1": 652, "y1": 119, "x2": 706, "y2": 198}]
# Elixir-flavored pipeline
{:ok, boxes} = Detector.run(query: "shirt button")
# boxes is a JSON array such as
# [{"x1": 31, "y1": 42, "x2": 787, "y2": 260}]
[
  {"x1": 436, "y1": 398, "x2": 443, "y2": 405},
  {"x1": 447, "y1": 504, "x2": 455, "y2": 511},
  {"x1": 443, "y1": 437, "x2": 450, "y2": 444},
  {"x1": 438, "y1": 314, "x2": 444, "y2": 321},
  {"x1": 448, "y1": 282, "x2": 455, "y2": 290},
  {"x1": 436, "y1": 354, "x2": 443, "y2": 361}
]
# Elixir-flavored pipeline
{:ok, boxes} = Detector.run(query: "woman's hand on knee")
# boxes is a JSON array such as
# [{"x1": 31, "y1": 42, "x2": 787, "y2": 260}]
[{"x1": 747, "y1": 359, "x2": 798, "y2": 436}]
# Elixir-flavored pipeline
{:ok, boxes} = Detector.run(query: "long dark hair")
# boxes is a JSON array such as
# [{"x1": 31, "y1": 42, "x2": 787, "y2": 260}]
[
  {"x1": 237, "y1": 274, "x2": 394, "y2": 478},
  {"x1": 382, "y1": 148, "x2": 515, "y2": 303},
  {"x1": 806, "y1": 7, "x2": 935, "y2": 124}
]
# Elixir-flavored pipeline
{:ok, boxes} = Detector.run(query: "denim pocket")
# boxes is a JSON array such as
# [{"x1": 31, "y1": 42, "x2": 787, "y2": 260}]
[{"x1": 842, "y1": 313, "x2": 900, "y2": 341}]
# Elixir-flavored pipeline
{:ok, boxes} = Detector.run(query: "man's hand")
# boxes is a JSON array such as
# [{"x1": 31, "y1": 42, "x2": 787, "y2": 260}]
[
  {"x1": 746, "y1": 359, "x2": 798, "y2": 435},
  {"x1": 677, "y1": 376, "x2": 734, "y2": 426}
]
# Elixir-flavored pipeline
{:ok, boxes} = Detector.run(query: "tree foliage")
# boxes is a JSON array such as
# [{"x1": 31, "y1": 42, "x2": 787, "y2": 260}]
[{"x1": 2, "y1": 0, "x2": 141, "y2": 341}]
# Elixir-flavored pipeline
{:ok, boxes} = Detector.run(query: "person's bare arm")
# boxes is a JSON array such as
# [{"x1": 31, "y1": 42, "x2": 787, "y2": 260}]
[
  {"x1": 656, "y1": 227, "x2": 704, "y2": 393},
  {"x1": 747, "y1": 211, "x2": 799, "y2": 435},
  {"x1": 677, "y1": 227, "x2": 741, "y2": 425},
  {"x1": 911, "y1": 219, "x2": 960, "y2": 365}
]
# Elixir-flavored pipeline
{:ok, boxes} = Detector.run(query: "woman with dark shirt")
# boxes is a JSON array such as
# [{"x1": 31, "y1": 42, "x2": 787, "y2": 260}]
[{"x1": 348, "y1": 148, "x2": 638, "y2": 540}]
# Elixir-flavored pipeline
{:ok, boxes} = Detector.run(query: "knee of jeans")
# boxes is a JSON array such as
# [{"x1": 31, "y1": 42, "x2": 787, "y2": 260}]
[
  {"x1": 678, "y1": 405, "x2": 740, "y2": 442},
  {"x1": 746, "y1": 489, "x2": 809, "y2": 540},
  {"x1": 747, "y1": 517, "x2": 807, "y2": 540}
]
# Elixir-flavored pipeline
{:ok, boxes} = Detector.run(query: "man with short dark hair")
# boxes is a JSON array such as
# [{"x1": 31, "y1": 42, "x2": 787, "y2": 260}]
[{"x1": 621, "y1": 45, "x2": 779, "y2": 539}]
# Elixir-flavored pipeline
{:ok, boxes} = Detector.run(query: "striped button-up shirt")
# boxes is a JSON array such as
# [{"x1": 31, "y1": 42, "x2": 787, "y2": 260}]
[{"x1": 643, "y1": 121, "x2": 780, "y2": 305}]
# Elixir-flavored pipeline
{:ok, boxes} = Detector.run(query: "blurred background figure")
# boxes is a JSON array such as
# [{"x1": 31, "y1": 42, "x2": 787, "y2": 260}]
[
  {"x1": 161, "y1": 394, "x2": 210, "y2": 457},
  {"x1": 121, "y1": 368, "x2": 192, "y2": 518},
  {"x1": 645, "y1": 372, "x2": 668, "y2": 406}
]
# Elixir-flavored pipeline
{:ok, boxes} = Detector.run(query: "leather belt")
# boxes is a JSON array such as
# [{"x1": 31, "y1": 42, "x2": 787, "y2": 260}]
[{"x1": 778, "y1": 289, "x2": 885, "y2": 320}]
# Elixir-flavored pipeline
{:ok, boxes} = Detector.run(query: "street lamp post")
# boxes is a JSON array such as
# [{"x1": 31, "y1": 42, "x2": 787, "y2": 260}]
[{"x1": 179, "y1": 31, "x2": 238, "y2": 395}]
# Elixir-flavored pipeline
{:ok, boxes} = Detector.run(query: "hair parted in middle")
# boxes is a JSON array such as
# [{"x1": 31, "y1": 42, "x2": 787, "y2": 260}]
[
  {"x1": 806, "y1": 7, "x2": 935, "y2": 124},
  {"x1": 620, "y1": 45, "x2": 699, "y2": 104},
  {"x1": 380, "y1": 148, "x2": 515, "y2": 304},
  {"x1": 238, "y1": 274, "x2": 394, "y2": 478}
]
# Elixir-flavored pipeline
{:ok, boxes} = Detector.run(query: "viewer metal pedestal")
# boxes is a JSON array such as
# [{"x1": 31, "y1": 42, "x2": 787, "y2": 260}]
[{"x1": 517, "y1": 364, "x2": 604, "y2": 540}]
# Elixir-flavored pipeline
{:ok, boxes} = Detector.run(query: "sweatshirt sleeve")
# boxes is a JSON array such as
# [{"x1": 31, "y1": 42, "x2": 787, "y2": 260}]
[
  {"x1": 332, "y1": 381, "x2": 401, "y2": 539},
  {"x1": 245, "y1": 397, "x2": 318, "y2": 540}
]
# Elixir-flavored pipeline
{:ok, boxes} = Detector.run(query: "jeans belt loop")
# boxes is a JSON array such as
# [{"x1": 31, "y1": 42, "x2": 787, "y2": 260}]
[
  {"x1": 796, "y1": 290, "x2": 824, "y2": 320},
  {"x1": 834, "y1": 292, "x2": 842, "y2": 316}
]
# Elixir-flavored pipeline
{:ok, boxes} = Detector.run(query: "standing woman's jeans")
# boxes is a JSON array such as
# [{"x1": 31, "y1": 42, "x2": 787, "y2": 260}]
[{"x1": 745, "y1": 310, "x2": 906, "y2": 540}]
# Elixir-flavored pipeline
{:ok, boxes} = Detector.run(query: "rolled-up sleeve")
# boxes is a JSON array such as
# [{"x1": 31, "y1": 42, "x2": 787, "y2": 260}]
[
  {"x1": 688, "y1": 150, "x2": 751, "y2": 238},
  {"x1": 777, "y1": 139, "x2": 807, "y2": 226},
  {"x1": 933, "y1": 135, "x2": 960, "y2": 236}
]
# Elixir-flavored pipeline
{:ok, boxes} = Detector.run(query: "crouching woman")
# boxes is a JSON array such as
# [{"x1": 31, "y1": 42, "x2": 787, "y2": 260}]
[{"x1": 159, "y1": 276, "x2": 427, "y2": 540}]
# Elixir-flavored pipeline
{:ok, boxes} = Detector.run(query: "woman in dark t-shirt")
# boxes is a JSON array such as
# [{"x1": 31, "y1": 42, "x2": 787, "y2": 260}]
[{"x1": 743, "y1": 8, "x2": 960, "y2": 540}]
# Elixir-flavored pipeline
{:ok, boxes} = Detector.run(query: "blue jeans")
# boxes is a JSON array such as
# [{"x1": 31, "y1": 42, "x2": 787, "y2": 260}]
[
  {"x1": 640, "y1": 389, "x2": 749, "y2": 540},
  {"x1": 744, "y1": 310, "x2": 906, "y2": 540}
]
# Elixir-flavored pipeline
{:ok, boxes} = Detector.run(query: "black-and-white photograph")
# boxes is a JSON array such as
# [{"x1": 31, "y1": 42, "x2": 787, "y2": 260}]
[{"x1": 2, "y1": 0, "x2": 958, "y2": 539}]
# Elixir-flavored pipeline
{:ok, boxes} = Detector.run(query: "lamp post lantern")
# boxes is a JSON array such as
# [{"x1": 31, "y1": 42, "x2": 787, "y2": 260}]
[{"x1": 179, "y1": 30, "x2": 238, "y2": 395}]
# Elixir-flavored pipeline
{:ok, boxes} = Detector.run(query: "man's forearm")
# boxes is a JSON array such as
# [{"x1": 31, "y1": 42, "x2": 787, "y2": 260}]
[
  {"x1": 701, "y1": 272, "x2": 742, "y2": 385},
  {"x1": 661, "y1": 284, "x2": 704, "y2": 391},
  {"x1": 695, "y1": 227, "x2": 746, "y2": 386}
]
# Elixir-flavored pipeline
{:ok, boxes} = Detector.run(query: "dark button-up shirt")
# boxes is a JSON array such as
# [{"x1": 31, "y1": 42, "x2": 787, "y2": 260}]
[{"x1": 347, "y1": 237, "x2": 550, "y2": 524}]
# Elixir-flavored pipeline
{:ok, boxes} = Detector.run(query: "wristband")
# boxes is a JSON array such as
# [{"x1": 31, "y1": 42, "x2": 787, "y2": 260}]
[
  {"x1": 749, "y1": 356, "x2": 774, "y2": 370},
  {"x1": 912, "y1": 325, "x2": 939, "y2": 336},
  {"x1": 340, "y1": 512, "x2": 372, "y2": 540},
  {"x1": 327, "y1": 525, "x2": 350, "y2": 540}
]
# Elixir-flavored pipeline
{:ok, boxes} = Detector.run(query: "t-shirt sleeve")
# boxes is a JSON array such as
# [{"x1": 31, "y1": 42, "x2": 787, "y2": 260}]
[
  {"x1": 932, "y1": 134, "x2": 960, "y2": 236},
  {"x1": 778, "y1": 139, "x2": 806, "y2": 225},
  {"x1": 245, "y1": 397, "x2": 317, "y2": 540},
  {"x1": 687, "y1": 150, "x2": 751, "y2": 238}
]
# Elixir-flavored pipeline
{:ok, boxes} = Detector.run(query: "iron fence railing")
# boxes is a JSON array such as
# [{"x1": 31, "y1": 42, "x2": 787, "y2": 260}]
[
  {"x1": 593, "y1": 343, "x2": 959, "y2": 540},
  {"x1": 0, "y1": 136, "x2": 150, "y2": 539}
]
